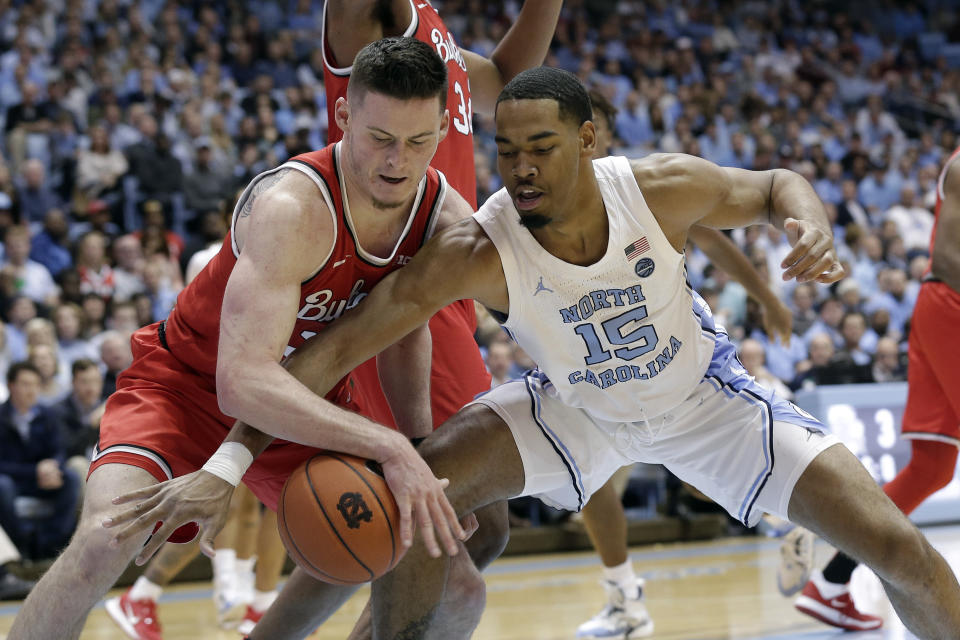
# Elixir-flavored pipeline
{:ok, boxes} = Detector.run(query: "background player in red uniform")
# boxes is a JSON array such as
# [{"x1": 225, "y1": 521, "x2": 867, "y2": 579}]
[
  {"x1": 793, "y1": 148, "x2": 960, "y2": 631},
  {"x1": 9, "y1": 38, "x2": 470, "y2": 640}
]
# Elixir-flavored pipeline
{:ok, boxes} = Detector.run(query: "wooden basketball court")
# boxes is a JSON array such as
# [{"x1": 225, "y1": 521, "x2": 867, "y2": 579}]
[{"x1": 2, "y1": 523, "x2": 957, "y2": 639}]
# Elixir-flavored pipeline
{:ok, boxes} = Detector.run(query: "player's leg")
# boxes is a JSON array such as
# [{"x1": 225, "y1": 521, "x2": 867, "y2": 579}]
[
  {"x1": 788, "y1": 442, "x2": 960, "y2": 639},
  {"x1": 8, "y1": 463, "x2": 159, "y2": 639},
  {"x1": 247, "y1": 568, "x2": 361, "y2": 639},
  {"x1": 796, "y1": 287, "x2": 960, "y2": 629},
  {"x1": 370, "y1": 402, "x2": 526, "y2": 639},
  {"x1": 236, "y1": 508, "x2": 287, "y2": 635},
  {"x1": 213, "y1": 484, "x2": 262, "y2": 627},
  {"x1": 314, "y1": 501, "x2": 508, "y2": 640},
  {"x1": 576, "y1": 471, "x2": 653, "y2": 640}
]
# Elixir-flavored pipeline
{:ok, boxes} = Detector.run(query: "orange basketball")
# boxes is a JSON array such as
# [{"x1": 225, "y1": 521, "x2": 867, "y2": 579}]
[{"x1": 277, "y1": 452, "x2": 403, "y2": 585}]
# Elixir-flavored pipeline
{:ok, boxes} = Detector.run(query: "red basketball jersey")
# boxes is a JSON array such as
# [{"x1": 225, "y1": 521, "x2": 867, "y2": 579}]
[
  {"x1": 322, "y1": 0, "x2": 477, "y2": 208},
  {"x1": 162, "y1": 142, "x2": 446, "y2": 401},
  {"x1": 931, "y1": 145, "x2": 960, "y2": 276}
]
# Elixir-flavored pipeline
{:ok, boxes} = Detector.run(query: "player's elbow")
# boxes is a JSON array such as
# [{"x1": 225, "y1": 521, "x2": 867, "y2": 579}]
[{"x1": 215, "y1": 360, "x2": 259, "y2": 418}]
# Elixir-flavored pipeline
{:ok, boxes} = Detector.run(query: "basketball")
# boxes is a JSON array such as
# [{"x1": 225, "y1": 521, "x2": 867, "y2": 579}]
[{"x1": 277, "y1": 452, "x2": 403, "y2": 585}]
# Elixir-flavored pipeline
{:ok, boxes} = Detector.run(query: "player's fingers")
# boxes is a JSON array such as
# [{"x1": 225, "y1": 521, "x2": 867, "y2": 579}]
[
  {"x1": 198, "y1": 531, "x2": 217, "y2": 559},
  {"x1": 461, "y1": 513, "x2": 479, "y2": 541},
  {"x1": 395, "y1": 492, "x2": 413, "y2": 549},
  {"x1": 111, "y1": 484, "x2": 163, "y2": 505},
  {"x1": 428, "y1": 494, "x2": 461, "y2": 556},
  {"x1": 783, "y1": 218, "x2": 801, "y2": 245},
  {"x1": 796, "y1": 253, "x2": 836, "y2": 283},
  {"x1": 416, "y1": 499, "x2": 443, "y2": 558},
  {"x1": 815, "y1": 261, "x2": 845, "y2": 283},
  {"x1": 435, "y1": 483, "x2": 465, "y2": 542},
  {"x1": 103, "y1": 493, "x2": 163, "y2": 527},
  {"x1": 782, "y1": 237, "x2": 829, "y2": 280},
  {"x1": 134, "y1": 523, "x2": 176, "y2": 566}
]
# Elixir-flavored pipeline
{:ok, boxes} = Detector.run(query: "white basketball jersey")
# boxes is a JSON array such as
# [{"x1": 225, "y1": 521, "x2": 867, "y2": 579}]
[{"x1": 474, "y1": 156, "x2": 716, "y2": 422}]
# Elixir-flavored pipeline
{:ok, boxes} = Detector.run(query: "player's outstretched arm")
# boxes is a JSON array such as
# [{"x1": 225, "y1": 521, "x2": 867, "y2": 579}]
[
  {"x1": 636, "y1": 154, "x2": 844, "y2": 284},
  {"x1": 462, "y1": 0, "x2": 563, "y2": 115},
  {"x1": 688, "y1": 226, "x2": 792, "y2": 342}
]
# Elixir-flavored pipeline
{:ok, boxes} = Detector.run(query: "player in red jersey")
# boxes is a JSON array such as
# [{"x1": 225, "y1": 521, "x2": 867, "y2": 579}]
[
  {"x1": 9, "y1": 39, "x2": 470, "y2": 639},
  {"x1": 322, "y1": 0, "x2": 561, "y2": 430},
  {"x1": 94, "y1": 5, "x2": 563, "y2": 638},
  {"x1": 793, "y1": 148, "x2": 960, "y2": 631}
]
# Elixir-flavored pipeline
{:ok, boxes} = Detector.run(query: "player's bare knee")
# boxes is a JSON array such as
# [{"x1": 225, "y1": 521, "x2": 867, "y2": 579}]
[
  {"x1": 445, "y1": 555, "x2": 486, "y2": 613},
  {"x1": 466, "y1": 502, "x2": 509, "y2": 570}
]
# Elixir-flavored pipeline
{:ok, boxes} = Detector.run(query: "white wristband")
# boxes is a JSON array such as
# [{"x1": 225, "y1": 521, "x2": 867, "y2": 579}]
[{"x1": 201, "y1": 442, "x2": 254, "y2": 486}]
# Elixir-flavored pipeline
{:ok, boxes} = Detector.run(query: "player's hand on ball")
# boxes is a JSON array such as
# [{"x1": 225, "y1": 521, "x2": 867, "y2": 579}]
[
  {"x1": 781, "y1": 218, "x2": 844, "y2": 284},
  {"x1": 379, "y1": 436, "x2": 466, "y2": 559},
  {"x1": 102, "y1": 469, "x2": 235, "y2": 565}
]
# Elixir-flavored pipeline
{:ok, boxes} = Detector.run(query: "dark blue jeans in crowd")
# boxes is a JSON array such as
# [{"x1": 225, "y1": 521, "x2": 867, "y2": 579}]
[{"x1": 0, "y1": 469, "x2": 81, "y2": 559}]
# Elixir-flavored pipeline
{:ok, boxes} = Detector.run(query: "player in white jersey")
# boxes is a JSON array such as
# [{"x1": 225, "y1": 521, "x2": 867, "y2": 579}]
[{"x1": 108, "y1": 67, "x2": 960, "y2": 639}]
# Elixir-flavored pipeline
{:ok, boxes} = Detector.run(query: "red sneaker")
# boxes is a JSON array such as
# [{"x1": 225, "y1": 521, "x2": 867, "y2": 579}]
[
  {"x1": 105, "y1": 589, "x2": 163, "y2": 640},
  {"x1": 236, "y1": 604, "x2": 264, "y2": 636},
  {"x1": 794, "y1": 571, "x2": 883, "y2": 631}
]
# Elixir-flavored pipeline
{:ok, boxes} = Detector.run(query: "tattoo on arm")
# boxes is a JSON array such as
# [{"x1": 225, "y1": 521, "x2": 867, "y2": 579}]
[{"x1": 238, "y1": 168, "x2": 292, "y2": 218}]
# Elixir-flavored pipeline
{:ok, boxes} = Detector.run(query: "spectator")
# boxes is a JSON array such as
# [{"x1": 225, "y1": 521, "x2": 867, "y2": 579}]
[
  {"x1": 0, "y1": 362, "x2": 80, "y2": 559},
  {"x1": 1, "y1": 226, "x2": 58, "y2": 306},
  {"x1": 865, "y1": 268, "x2": 917, "y2": 334},
  {"x1": 803, "y1": 296, "x2": 845, "y2": 348},
  {"x1": 15, "y1": 160, "x2": 60, "y2": 226},
  {"x1": 110, "y1": 234, "x2": 146, "y2": 302},
  {"x1": 884, "y1": 185, "x2": 935, "y2": 252},
  {"x1": 4, "y1": 83, "x2": 52, "y2": 172},
  {"x1": 29, "y1": 208, "x2": 72, "y2": 278},
  {"x1": 485, "y1": 340, "x2": 514, "y2": 388},
  {"x1": 871, "y1": 336, "x2": 906, "y2": 383},
  {"x1": 98, "y1": 331, "x2": 131, "y2": 399},
  {"x1": 790, "y1": 283, "x2": 818, "y2": 336},
  {"x1": 837, "y1": 311, "x2": 877, "y2": 366},
  {"x1": 184, "y1": 210, "x2": 228, "y2": 284},
  {"x1": 125, "y1": 119, "x2": 184, "y2": 209},
  {"x1": 80, "y1": 293, "x2": 107, "y2": 341},
  {"x1": 51, "y1": 358, "x2": 104, "y2": 496},
  {"x1": 53, "y1": 303, "x2": 98, "y2": 367},
  {"x1": 183, "y1": 138, "x2": 229, "y2": 214},
  {"x1": 75, "y1": 123, "x2": 128, "y2": 212},
  {"x1": 27, "y1": 343, "x2": 67, "y2": 406},
  {"x1": 75, "y1": 231, "x2": 115, "y2": 299},
  {"x1": 739, "y1": 338, "x2": 793, "y2": 399}
]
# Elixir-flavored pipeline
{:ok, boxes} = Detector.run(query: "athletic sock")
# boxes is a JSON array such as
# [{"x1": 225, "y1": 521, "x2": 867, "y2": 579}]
[
  {"x1": 235, "y1": 556, "x2": 256, "y2": 576},
  {"x1": 821, "y1": 551, "x2": 858, "y2": 585},
  {"x1": 251, "y1": 588, "x2": 278, "y2": 612},
  {"x1": 213, "y1": 548, "x2": 237, "y2": 579},
  {"x1": 128, "y1": 576, "x2": 163, "y2": 602},
  {"x1": 602, "y1": 559, "x2": 639, "y2": 599}
]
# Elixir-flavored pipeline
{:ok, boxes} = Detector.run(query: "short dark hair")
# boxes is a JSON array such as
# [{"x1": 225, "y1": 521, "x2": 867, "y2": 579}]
[
  {"x1": 7, "y1": 360, "x2": 40, "y2": 386},
  {"x1": 71, "y1": 358, "x2": 99, "y2": 378},
  {"x1": 588, "y1": 89, "x2": 617, "y2": 131},
  {"x1": 349, "y1": 37, "x2": 447, "y2": 110},
  {"x1": 497, "y1": 67, "x2": 592, "y2": 127}
]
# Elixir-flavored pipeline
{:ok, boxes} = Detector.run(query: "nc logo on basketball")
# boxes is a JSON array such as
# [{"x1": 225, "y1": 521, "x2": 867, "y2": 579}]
[{"x1": 337, "y1": 492, "x2": 373, "y2": 529}]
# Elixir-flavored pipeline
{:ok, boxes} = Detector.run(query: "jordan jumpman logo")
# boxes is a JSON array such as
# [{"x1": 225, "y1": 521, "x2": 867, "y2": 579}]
[{"x1": 534, "y1": 276, "x2": 553, "y2": 296}]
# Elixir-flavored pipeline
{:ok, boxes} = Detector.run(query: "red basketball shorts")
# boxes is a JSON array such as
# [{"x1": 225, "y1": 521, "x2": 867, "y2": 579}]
[
  {"x1": 90, "y1": 323, "x2": 364, "y2": 511},
  {"x1": 902, "y1": 281, "x2": 960, "y2": 446}
]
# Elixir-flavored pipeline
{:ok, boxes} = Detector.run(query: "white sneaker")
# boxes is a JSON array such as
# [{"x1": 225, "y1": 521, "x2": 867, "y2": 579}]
[
  {"x1": 778, "y1": 526, "x2": 814, "y2": 596},
  {"x1": 576, "y1": 578, "x2": 654, "y2": 639},
  {"x1": 213, "y1": 572, "x2": 246, "y2": 629}
]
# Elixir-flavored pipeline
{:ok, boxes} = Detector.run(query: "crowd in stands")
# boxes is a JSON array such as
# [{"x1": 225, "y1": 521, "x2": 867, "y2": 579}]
[{"x1": 0, "y1": 0, "x2": 957, "y2": 567}]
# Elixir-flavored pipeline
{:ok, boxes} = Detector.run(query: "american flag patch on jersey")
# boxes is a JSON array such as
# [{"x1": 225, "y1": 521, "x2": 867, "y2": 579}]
[{"x1": 624, "y1": 236, "x2": 650, "y2": 260}]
